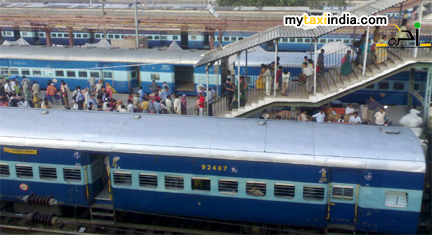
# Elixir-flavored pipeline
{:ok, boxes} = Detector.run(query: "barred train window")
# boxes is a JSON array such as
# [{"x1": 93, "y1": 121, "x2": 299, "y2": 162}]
[
  {"x1": 385, "y1": 191, "x2": 408, "y2": 208},
  {"x1": 21, "y1": 69, "x2": 31, "y2": 76},
  {"x1": 303, "y1": 185, "x2": 325, "y2": 201},
  {"x1": 113, "y1": 171, "x2": 132, "y2": 186},
  {"x1": 33, "y1": 69, "x2": 42, "y2": 76},
  {"x1": 39, "y1": 166, "x2": 57, "y2": 181},
  {"x1": 191, "y1": 177, "x2": 210, "y2": 192},
  {"x1": 63, "y1": 167, "x2": 82, "y2": 182},
  {"x1": 218, "y1": 179, "x2": 238, "y2": 195},
  {"x1": 139, "y1": 173, "x2": 158, "y2": 188},
  {"x1": 332, "y1": 185, "x2": 354, "y2": 201},
  {"x1": 10, "y1": 68, "x2": 19, "y2": 75},
  {"x1": 165, "y1": 175, "x2": 184, "y2": 190},
  {"x1": 274, "y1": 183, "x2": 295, "y2": 199},
  {"x1": 0, "y1": 163, "x2": 10, "y2": 177},
  {"x1": 16, "y1": 164, "x2": 33, "y2": 179},
  {"x1": 246, "y1": 181, "x2": 266, "y2": 197}
]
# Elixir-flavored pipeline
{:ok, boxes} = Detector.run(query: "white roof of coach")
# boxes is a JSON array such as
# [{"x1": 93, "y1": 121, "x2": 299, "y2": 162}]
[{"x1": 0, "y1": 108, "x2": 425, "y2": 173}]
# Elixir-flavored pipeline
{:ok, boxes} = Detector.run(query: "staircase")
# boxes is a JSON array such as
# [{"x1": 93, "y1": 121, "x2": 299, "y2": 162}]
[{"x1": 217, "y1": 47, "x2": 432, "y2": 118}]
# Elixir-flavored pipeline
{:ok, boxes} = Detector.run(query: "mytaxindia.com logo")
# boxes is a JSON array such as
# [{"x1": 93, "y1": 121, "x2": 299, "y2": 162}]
[{"x1": 284, "y1": 13, "x2": 389, "y2": 28}]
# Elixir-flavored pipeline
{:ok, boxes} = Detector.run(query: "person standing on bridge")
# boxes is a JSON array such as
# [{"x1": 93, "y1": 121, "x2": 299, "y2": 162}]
[
  {"x1": 263, "y1": 65, "x2": 272, "y2": 96},
  {"x1": 226, "y1": 78, "x2": 235, "y2": 110},
  {"x1": 340, "y1": 50, "x2": 352, "y2": 76},
  {"x1": 318, "y1": 49, "x2": 325, "y2": 72}
]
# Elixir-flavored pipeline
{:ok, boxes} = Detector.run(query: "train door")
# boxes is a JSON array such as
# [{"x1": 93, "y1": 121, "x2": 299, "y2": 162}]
[
  {"x1": 327, "y1": 170, "x2": 359, "y2": 223},
  {"x1": 88, "y1": 153, "x2": 112, "y2": 203},
  {"x1": 129, "y1": 67, "x2": 139, "y2": 90},
  {"x1": 174, "y1": 65, "x2": 194, "y2": 93},
  {"x1": 181, "y1": 30, "x2": 188, "y2": 49}
]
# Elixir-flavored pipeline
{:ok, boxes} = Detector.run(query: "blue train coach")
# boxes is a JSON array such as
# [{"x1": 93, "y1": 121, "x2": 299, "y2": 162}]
[
  {"x1": 0, "y1": 46, "x2": 218, "y2": 95},
  {"x1": 0, "y1": 108, "x2": 425, "y2": 234}
]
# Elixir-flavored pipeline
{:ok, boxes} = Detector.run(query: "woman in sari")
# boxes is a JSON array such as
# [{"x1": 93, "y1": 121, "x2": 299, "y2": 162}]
[
  {"x1": 181, "y1": 94, "x2": 187, "y2": 115},
  {"x1": 105, "y1": 83, "x2": 117, "y2": 99},
  {"x1": 340, "y1": 50, "x2": 352, "y2": 76},
  {"x1": 375, "y1": 35, "x2": 388, "y2": 64},
  {"x1": 255, "y1": 64, "x2": 265, "y2": 89}
]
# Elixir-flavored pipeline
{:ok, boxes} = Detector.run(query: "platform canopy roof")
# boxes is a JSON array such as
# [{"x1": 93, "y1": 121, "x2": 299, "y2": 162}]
[{"x1": 195, "y1": 0, "x2": 413, "y2": 67}]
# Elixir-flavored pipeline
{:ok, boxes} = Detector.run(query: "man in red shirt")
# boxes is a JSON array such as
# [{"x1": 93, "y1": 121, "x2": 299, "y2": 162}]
[
  {"x1": 276, "y1": 66, "x2": 283, "y2": 92},
  {"x1": 46, "y1": 83, "x2": 58, "y2": 104},
  {"x1": 198, "y1": 92, "x2": 205, "y2": 116}
]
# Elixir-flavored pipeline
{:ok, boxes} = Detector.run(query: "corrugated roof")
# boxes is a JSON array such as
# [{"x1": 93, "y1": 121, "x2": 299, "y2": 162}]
[{"x1": 195, "y1": 0, "x2": 408, "y2": 67}]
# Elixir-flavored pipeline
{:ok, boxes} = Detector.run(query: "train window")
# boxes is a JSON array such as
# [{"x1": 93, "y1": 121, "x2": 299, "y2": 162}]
[
  {"x1": 95, "y1": 34, "x2": 101, "y2": 39},
  {"x1": 39, "y1": 166, "x2": 57, "y2": 181},
  {"x1": 246, "y1": 181, "x2": 266, "y2": 197},
  {"x1": 154, "y1": 36, "x2": 160, "y2": 40},
  {"x1": 151, "y1": 73, "x2": 160, "y2": 81},
  {"x1": 385, "y1": 191, "x2": 408, "y2": 208},
  {"x1": 280, "y1": 38, "x2": 288, "y2": 43},
  {"x1": 0, "y1": 163, "x2": 10, "y2": 177},
  {"x1": 108, "y1": 35, "x2": 114, "y2": 39},
  {"x1": 10, "y1": 68, "x2": 19, "y2": 75},
  {"x1": 173, "y1": 36, "x2": 178, "y2": 40},
  {"x1": 297, "y1": 39, "x2": 304, "y2": 43},
  {"x1": 192, "y1": 177, "x2": 211, "y2": 192},
  {"x1": 289, "y1": 38, "x2": 296, "y2": 43},
  {"x1": 414, "y1": 83, "x2": 420, "y2": 91},
  {"x1": 39, "y1": 33, "x2": 45, "y2": 37},
  {"x1": 21, "y1": 69, "x2": 31, "y2": 76},
  {"x1": 223, "y1": 37, "x2": 229, "y2": 41},
  {"x1": 161, "y1": 36, "x2": 167, "y2": 40},
  {"x1": 238, "y1": 37, "x2": 244, "y2": 40},
  {"x1": 22, "y1": 32, "x2": 28, "y2": 37},
  {"x1": 365, "y1": 84, "x2": 375, "y2": 89},
  {"x1": 327, "y1": 39, "x2": 334, "y2": 42},
  {"x1": 64, "y1": 33, "x2": 68, "y2": 38},
  {"x1": 332, "y1": 185, "x2": 354, "y2": 201},
  {"x1": 147, "y1": 36, "x2": 153, "y2": 40},
  {"x1": 303, "y1": 185, "x2": 325, "y2": 201},
  {"x1": 165, "y1": 175, "x2": 184, "y2": 190},
  {"x1": 190, "y1": 36, "x2": 197, "y2": 40},
  {"x1": 274, "y1": 183, "x2": 295, "y2": 199},
  {"x1": 67, "y1": 71, "x2": 76, "y2": 78},
  {"x1": 78, "y1": 71, "x2": 88, "y2": 78},
  {"x1": 63, "y1": 167, "x2": 81, "y2": 182},
  {"x1": 378, "y1": 82, "x2": 389, "y2": 90},
  {"x1": 76, "y1": 34, "x2": 82, "y2": 38},
  {"x1": 52, "y1": 33, "x2": 57, "y2": 38},
  {"x1": 343, "y1": 39, "x2": 350, "y2": 44},
  {"x1": 139, "y1": 173, "x2": 158, "y2": 188},
  {"x1": 319, "y1": 39, "x2": 326, "y2": 43},
  {"x1": 304, "y1": 38, "x2": 311, "y2": 43},
  {"x1": 32, "y1": 69, "x2": 42, "y2": 76},
  {"x1": 393, "y1": 82, "x2": 405, "y2": 90},
  {"x1": 231, "y1": 37, "x2": 237, "y2": 41},
  {"x1": 103, "y1": 71, "x2": 112, "y2": 79},
  {"x1": 335, "y1": 39, "x2": 341, "y2": 42},
  {"x1": 113, "y1": 171, "x2": 132, "y2": 187},
  {"x1": 115, "y1": 35, "x2": 120, "y2": 39},
  {"x1": 55, "y1": 70, "x2": 64, "y2": 77},
  {"x1": 16, "y1": 164, "x2": 33, "y2": 179},
  {"x1": 218, "y1": 179, "x2": 238, "y2": 195},
  {"x1": 131, "y1": 71, "x2": 137, "y2": 79},
  {"x1": 90, "y1": 71, "x2": 100, "y2": 78}
]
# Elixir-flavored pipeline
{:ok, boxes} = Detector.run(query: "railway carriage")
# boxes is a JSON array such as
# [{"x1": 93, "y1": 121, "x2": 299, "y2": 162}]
[{"x1": 0, "y1": 108, "x2": 426, "y2": 234}]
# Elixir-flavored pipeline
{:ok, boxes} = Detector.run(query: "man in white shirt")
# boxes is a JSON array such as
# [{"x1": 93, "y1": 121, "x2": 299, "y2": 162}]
[
  {"x1": 312, "y1": 110, "x2": 325, "y2": 122},
  {"x1": 349, "y1": 112, "x2": 362, "y2": 124},
  {"x1": 164, "y1": 97, "x2": 173, "y2": 114},
  {"x1": 17, "y1": 98, "x2": 30, "y2": 108},
  {"x1": 345, "y1": 104, "x2": 355, "y2": 115},
  {"x1": 298, "y1": 110, "x2": 310, "y2": 121},
  {"x1": 374, "y1": 108, "x2": 386, "y2": 125},
  {"x1": 173, "y1": 94, "x2": 181, "y2": 114}
]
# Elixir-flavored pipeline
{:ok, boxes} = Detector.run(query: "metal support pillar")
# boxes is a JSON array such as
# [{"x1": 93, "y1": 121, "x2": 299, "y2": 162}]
[
  {"x1": 398, "y1": 3, "x2": 404, "y2": 26},
  {"x1": 352, "y1": 26, "x2": 357, "y2": 51},
  {"x1": 407, "y1": 68, "x2": 415, "y2": 111},
  {"x1": 362, "y1": 26, "x2": 370, "y2": 76},
  {"x1": 274, "y1": 39, "x2": 278, "y2": 98},
  {"x1": 218, "y1": 29, "x2": 223, "y2": 48},
  {"x1": 216, "y1": 60, "x2": 220, "y2": 96},
  {"x1": 206, "y1": 64, "x2": 210, "y2": 116},
  {"x1": 414, "y1": 0, "x2": 424, "y2": 58},
  {"x1": 45, "y1": 28, "x2": 52, "y2": 46},
  {"x1": 310, "y1": 38, "x2": 313, "y2": 58},
  {"x1": 68, "y1": 28, "x2": 74, "y2": 46},
  {"x1": 291, "y1": 106, "x2": 296, "y2": 120},
  {"x1": 313, "y1": 38, "x2": 318, "y2": 96},
  {"x1": 424, "y1": 68, "x2": 432, "y2": 124},
  {"x1": 245, "y1": 49, "x2": 248, "y2": 80},
  {"x1": 209, "y1": 33, "x2": 214, "y2": 50},
  {"x1": 134, "y1": 0, "x2": 140, "y2": 49},
  {"x1": 237, "y1": 52, "x2": 241, "y2": 109}
]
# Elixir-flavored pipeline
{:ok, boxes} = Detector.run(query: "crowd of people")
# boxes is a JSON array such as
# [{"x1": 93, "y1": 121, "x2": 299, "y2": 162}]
[{"x1": 0, "y1": 76, "x2": 194, "y2": 115}]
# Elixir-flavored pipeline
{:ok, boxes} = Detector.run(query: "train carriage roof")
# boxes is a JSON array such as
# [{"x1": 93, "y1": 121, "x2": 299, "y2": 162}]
[
  {"x1": 0, "y1": 46, "x2": 204, "y2": 65},
  {"x1": 0, "y1": 108, "x2": 425, "y2": 173}
]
